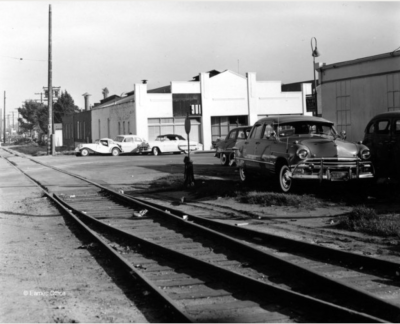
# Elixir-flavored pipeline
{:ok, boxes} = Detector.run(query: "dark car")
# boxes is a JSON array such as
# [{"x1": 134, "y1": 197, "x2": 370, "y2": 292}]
[
  {"x1": 234, "y1": 115, "x2": 374, "y2": 192},
  {"x1": 215, "y1": 126, "x2": 251, "y2": 166},
  {"x1": 363, "y1": 112, "x2": 400, "y2": 180}
]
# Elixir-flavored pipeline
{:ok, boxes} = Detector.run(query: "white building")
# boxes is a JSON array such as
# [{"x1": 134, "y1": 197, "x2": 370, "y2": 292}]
[{"x1": 91, "y1": 70, "x2": 312, "y2": 149}]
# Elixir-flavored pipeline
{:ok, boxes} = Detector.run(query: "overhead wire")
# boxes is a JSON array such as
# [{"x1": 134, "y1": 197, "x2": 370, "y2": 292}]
[{"x1": 0, "y1": 55, "x2": 46, "y2": 62}]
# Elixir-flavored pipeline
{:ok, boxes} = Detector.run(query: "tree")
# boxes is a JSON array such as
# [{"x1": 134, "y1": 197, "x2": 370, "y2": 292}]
[
  {"x1": 53, "y1": 90, "x2": 80, "y2": 123},
  {"x1": 18, "y1": 100, "x2": 48, "y2": 135}
]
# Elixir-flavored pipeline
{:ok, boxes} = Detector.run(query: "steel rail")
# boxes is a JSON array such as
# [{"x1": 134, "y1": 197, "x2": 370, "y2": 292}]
[
  {"x1": 89, "y1": 191, "x2": 400, "y2": 323},
  {"x1": 53, "y1": 192, "x2": 385, "y2": 323}
]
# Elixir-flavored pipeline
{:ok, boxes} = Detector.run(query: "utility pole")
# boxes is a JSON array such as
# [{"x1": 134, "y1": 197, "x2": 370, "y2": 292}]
[
  {"x1": 3, "y1": 91, "x2": 5, "y2": 144},
  {"x1": 47, "y1": 4, "x2": 54, "y2": 155}
]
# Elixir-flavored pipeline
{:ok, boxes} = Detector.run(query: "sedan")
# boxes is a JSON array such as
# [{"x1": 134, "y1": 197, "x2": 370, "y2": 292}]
[
  {"x1": 234, "y1": 116, "x2": 374, "y2": 192},
  {"x1": 215, "y1": 126, "x2": 251, "y2": 166},
  {"x1": 138, "y1": 134, "x2": 202, "y2": 156}
]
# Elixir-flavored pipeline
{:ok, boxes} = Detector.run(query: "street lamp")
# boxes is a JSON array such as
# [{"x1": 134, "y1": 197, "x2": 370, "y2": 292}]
[{"x1": 311, "y1": 37, "x2": 320, "y2": 116}]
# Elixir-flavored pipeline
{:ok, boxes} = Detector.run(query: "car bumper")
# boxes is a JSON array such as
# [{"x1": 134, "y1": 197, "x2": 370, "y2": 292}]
[{"x1": 290, "y1": 158, "x2": 374, "y2": 181}]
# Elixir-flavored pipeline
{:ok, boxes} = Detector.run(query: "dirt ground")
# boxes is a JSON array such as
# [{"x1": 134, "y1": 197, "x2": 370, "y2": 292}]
[{"x1": 0, "y1": 157, "x2": 156, "y2": 323}]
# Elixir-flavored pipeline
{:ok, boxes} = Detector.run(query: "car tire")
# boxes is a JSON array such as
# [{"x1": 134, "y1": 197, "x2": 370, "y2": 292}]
[
  {"x1": 111, "y1": 148, "x2": 120, "y2": 156},
  {"x1": 80, "y1": 149, "x2": 89, "y2": 157},
  {"x1": 277, "y1": 164, "x2": 292, "y2": 193},
  {"x1": 152, "y1": 147, "x2": 160, "y2": 156},
  {"x1": 220, "y1": 153, "x2": 229, "y2": 166},
  {"x1": 239, "y1": 167, "x2": 251, "y2": 182}
]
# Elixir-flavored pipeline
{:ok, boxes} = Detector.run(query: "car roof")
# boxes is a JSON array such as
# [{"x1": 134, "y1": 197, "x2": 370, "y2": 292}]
[
  {"x1": 229, "y1": 126, "x2": 252, "y2": 131},
  {"x1": 158, "y1": 134, "x2": 183, "y2": 137},
  {"x1": 256, "y1": 115, "x2": 333, "y2": 125},
  {"x1": 100, "y1": 138, "x2": 113, "y2": 141},
  {"x1": 368, "y1": 112, "x2": 400, "y2": 121}
]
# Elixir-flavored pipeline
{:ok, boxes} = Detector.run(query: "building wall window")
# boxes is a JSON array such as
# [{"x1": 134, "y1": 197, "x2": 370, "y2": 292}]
[
  {"x1": 123, "y1": 121, "x2": 125, "y2": 134},
  {"x1": 98, "y1": 120, "x2": 101, "y2": 139},
  {"x1": 77, "y1": 121, "x2": 80, "y2": 139},
  {"x1": 128, "y1": 121, "x2": 130, "y2": 134},
  {"x1": 118, "y1": 122, "x2": 121, "y2": 135},
  {"x1": 107, "y1": 118, "x2": 110, "y2": 138},
  {"x1": 211, "y1": 116, "x2": 248, "y2": 142},
  {"x1": 336, "y1": 80, "x2": 351, "y2": 134},
  {"x1": 387, "y1": 73, "x2": 400, "y2": 112},
  {"x1": 148, "y1": 117, "x2": 201, "y2": 143}
]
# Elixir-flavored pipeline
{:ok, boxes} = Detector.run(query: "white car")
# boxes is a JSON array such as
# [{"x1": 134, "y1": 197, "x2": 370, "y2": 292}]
[
  {"x1": 138, "y1": 134, "x2": 202, "y2": 156},
  {"x1": 75, "y1": 138, "x2": 122, "y2": 157},
  {"x1": 113, "y1": 134, "x2": 146, "y2": 154}
]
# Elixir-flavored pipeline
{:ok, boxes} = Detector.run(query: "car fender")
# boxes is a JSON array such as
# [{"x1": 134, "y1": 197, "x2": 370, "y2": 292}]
[{"x1": 80, "y1": 147, "x2": 96, "y2": 154}]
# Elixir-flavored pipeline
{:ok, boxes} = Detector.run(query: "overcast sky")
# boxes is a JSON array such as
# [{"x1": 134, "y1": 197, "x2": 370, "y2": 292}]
[{"x1": 1, "y1": 1, "x2": 400, "y2": 118}]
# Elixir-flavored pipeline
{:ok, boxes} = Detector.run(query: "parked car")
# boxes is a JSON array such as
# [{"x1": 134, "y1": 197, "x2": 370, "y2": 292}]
[
  {"x1": 113, "y1": 134, "x2": 146, "y2": 154},
  {"x1": 75, "y1": 138, "x2": 122, "y2": 157},
  {"x1": 234, "y1": 115, "x2": 374, "y2": 192},
  {"x1": 363, "y1": 112, "x2": 400, "y2": 180},
  {"x1": 138, "y1": 134, "x2": 202, "y2": 156},
  {"x1": 215, "y1": 126, "x2": 251, "y2": 166}
]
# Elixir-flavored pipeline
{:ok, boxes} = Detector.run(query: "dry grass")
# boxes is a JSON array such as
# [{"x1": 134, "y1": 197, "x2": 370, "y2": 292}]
[
  {"x1": 234, "y1": 191, "x2": 322, "y2": 208},
  {"x1": 338, "y1": 206, "x2": 400, "y2": 237}
]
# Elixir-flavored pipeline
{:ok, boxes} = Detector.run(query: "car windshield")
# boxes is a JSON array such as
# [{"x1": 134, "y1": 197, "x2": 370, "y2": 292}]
[
  {"x1": 276, "y1": 122, "x2": 338, "y2": 138},
  {"x1": 114, "y1": 136, "x2": 124, "y2": 142}
]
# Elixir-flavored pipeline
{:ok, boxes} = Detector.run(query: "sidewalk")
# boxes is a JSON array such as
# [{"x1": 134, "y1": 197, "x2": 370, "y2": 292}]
[{"x1": 0, "y1": 150, "x2": 148, "y2": 323}]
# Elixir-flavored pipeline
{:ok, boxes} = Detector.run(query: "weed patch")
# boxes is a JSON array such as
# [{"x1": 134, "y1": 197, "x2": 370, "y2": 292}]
[
  {"x1": 337, "y1": 206, "x2": 400, "y2": 237},
  {"x1": 234, "y1": 191, "x2": 322, "y2": 208}
]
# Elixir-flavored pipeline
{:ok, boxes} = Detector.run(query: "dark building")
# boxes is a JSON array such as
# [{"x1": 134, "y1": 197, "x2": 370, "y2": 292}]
[{"x1": 62, "y1": 110, "x2": 92, "y2": 150}]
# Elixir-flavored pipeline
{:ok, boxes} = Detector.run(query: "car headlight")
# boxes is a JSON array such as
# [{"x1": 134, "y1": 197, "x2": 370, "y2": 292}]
[
  {"x1": 360, "y1": 148, "x2": 371, "y2": 160},
  {"x1": 296, "y1": 148, "x2": 310, "y2": 159}
]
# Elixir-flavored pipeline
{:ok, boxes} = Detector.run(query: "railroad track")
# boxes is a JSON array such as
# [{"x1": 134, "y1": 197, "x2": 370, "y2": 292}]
[{"x1": 2, "y1": 150, "x2": 400, "y2": 322}]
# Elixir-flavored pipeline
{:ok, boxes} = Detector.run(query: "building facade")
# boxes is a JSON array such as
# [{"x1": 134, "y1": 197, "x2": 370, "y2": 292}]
[
  {"x1": 91, "y1": 70, "x2": 312, "y2": 149},
  {"x1": 317, "y1": 51, "x2": 400, "y2": 142}
]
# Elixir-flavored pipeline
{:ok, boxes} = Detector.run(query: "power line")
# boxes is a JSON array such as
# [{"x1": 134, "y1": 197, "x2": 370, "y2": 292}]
[{"x1": 0, "y1": 55, "x2": 46, "y2": 62}]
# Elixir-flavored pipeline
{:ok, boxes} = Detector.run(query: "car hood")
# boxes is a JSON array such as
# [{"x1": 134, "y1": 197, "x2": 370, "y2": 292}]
[{"x1": 295, "y1": 137, "x2": 359, "y2": 158}]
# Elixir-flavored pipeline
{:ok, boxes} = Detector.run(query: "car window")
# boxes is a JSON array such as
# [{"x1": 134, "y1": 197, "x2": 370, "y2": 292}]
[
  {"x1": 237, "y1": 130, "x2": 246, "y2": 139},
  {"x1": 125, "y1": 137, "x2": 133, "y2": 143},
  {"x1": 395, "y1": 120, "x2": 400, "y2": 134},
  {"x1": 366, "y1": 123, "x2": 375, "y2": 134},
  {"x1": 376, "y1": 120, "x2": 390, "y2": 134},
  {"x1": 114, "y1": 136, "x2": 124, "y2": 142},
  {"x1": 250, "y1": 124, "x2": 264, "y2": 139},
  {"x1": 277, "y1": 125, "x2": 295, "y2": 137},
  {"x1": 100, "y1": 140, "x2": 108, "y2": 146},
  {"x1": 135, "y1": 137, "x2": 142, "y2": 142},
  {"x1": 229, "y1": 131, "x2": 237, "y2": 140},
  {"x1": 263, "y1": 124, "x2": 274, "y2": 139}
]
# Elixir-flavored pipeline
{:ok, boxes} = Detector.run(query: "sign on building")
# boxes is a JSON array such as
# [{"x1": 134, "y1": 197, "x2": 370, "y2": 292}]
[
  {"x1": 173, "y1": 94, "x2": 202, "y2": 116},
  {"x1": 306, "y1": 95, "x2": 317, "y2": 114}
]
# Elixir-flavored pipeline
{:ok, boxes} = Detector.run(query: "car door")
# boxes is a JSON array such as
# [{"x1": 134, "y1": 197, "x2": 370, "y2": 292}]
[
  {"x1": 391, "y1": 118, "x2": 400, "y2": 179},
  {"x1": 371, "y1": 118, "x2": 392, "y2": 177},
  {"x1": 122, "y1": 137, "x2": 135, "y2": 153},
  {"x1": 243, "y1": 123, "x2": 264, "y2": 169},
  {"x1": 257, "y1": 123, "x2": 276, "y2": 174},
  {"x1": 97, "y1": 140, "x2": 110, "y2": 153},
  {"x1": 225, "y1": 129, "x2": 238, "y2": 152}
]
